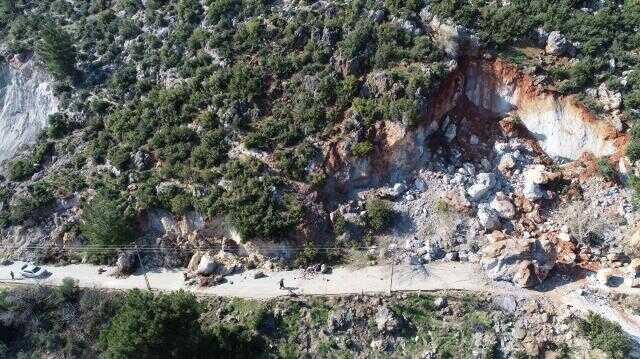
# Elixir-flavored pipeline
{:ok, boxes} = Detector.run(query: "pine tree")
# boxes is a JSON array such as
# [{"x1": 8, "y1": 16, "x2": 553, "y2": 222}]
[{"x1": 36, "y1": 24, "x2": 77, "y2": 80}]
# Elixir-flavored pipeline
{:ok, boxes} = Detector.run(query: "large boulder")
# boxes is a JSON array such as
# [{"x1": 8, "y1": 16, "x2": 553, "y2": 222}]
[
  {"x1": 481, "y1": 232, "x2": 557, "y2": 288},
  {"x1": 197, "y1": 252, "x2": 217, "y2": 275},
  {"x1": 490, "y1": 193, "x2": 516, "y2": 219},
  {"x1": 116, "y1": 251, "x2": 137, "y2": 275}
]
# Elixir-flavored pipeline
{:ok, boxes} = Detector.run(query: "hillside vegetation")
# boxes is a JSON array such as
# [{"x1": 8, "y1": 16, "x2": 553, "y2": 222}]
[{"x1": 0, "y1": 0, "x2": 638, "y2": 264}]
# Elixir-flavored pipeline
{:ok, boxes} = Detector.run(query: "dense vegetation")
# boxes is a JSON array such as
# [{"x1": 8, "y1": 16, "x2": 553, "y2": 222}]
[
  {"x1": 579, "y1": 312, "x2": 632, "y2": 359},
  {"x1": 0, "y1": 285, "x2": 263, "y2": 358}
]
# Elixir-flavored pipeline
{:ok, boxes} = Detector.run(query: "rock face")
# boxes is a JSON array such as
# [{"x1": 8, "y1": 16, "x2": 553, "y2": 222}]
[
  {"x1": 0, "y1": 55, "x2": 58, "y2": 163},
  {"x1": 463, "y1": 58, "x2": 621, "y2": 160}
]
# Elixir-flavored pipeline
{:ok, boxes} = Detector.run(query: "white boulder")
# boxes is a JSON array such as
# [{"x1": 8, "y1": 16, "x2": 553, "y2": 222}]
[
  {"x1": 545, "y1": 31, "x2": 573, "y2": 56},
  {"x1": 477, "y1": 204, "x2": 500, "y2": 230},
  {"x1": 467, "y1": 173, "x2": 496, "y2": 200}
]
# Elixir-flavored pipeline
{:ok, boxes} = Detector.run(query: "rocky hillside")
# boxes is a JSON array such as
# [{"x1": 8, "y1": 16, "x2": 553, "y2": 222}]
[
  {"x1": 0, "y1": 0, "x2": 639, "y2": 294},
  {"x1": 0, "y1": 284, "x2": 633, "y2": 358}
]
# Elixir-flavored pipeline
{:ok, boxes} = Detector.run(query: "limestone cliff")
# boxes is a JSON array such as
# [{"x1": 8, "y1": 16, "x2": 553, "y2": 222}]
[{"x1": 0, "y1": 55, "x2": 57, "y2": 164}]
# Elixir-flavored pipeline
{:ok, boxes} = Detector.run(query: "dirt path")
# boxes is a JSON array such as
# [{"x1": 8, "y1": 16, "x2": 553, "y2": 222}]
[{"x1": 2, "y1": 261, "x2": 640, "y2": 345}]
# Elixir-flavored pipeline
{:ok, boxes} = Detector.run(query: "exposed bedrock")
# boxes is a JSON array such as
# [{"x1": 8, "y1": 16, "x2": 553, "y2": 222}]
[
  {"x1": 463, "y1": 57, "x2": 624, "y2": 161},
  {"x1": 0, "y1": 54, "x2": 58, "y2": 164},
  {"x1": 325, "y1": 56, "x2": 626, "y2": 191}
]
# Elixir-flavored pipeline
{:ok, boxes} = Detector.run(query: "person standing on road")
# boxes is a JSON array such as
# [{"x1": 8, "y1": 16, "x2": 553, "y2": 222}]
[
  {"x1": 10, "y1": 271, "x2": 14, "y2": 280},
  {"x1": 279, "y1": 278, "x2": 284, "y2": 290}
]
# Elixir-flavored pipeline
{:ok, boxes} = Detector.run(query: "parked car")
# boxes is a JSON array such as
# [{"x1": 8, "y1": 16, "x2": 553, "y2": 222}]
[{"x1": 20, "y1": 264, "x2": 50, "y2": 278}]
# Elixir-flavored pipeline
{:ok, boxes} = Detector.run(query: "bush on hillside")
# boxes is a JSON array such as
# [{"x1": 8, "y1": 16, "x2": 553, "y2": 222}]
[
  {"x1": 364, "y1": 198, "x2": 394, "y2": 232},
  {"x1": 580, "y1": 313, "x2": 631, "y2": 359}
]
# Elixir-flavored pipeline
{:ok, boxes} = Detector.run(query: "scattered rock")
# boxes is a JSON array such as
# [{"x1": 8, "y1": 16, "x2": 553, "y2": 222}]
[
  {"x1": 133, "y1": 149, "x2": 150, "y2": 170},
  {"x1": 327, "y1": 309, "x2": 353, "y2": 333},
  {"x1": 434, "y1": 297, "x2": 448, "y2": 309},
  {"x1": 627, "y1": 258, "x2": 640, "y2": 277},
  {"x1": 254, "y1": 271, "x2": 267, "y2": 279},
  {"x1": 490, "y1": 193, "x2": 516, "y2": 219},
  {"x1": 320, "y1": 264, "x2": 332, "y2": 274},
  {"x1": 498, "y1": 153, "x2": 516, "y2": 172},
  {"x1": 375, "y1": 306, "x2": 400, "y2": 333},
  {"x1": 523, "y1": 165, "x2": 555, "y2": 201},
  {"x1": 596, "y1": 268, "x2": 613, "y2": 286},
  {"x1": 467, "y1": 173, "x2": 496, "y2": 200},
  {"x1": 478, "y1": 204, "x2": 500, "y2": 230}
]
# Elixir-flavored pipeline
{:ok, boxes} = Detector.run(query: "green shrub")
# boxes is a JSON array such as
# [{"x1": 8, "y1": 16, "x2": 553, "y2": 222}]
[
  {"x1": 169, "y1": 193, "x2": 193, "y2": 216},
  {"x1": 47, "y1": 113, "x2": 70, "y2": 139},
  {"x1": 364, "y1": 198, "x2": 394, "y2": 232},
  {"x1": 333, "y1": 212, "x2": 347, "y2": 236},
  {"x1": 351, "y1": 141, "x2": 373, "y2": 158},
  {"x1": 58, "y1": 277, "x2": 79, "y2": 301},
  {"x1": 222, "y1": 160, "x2": 303, "y2": 241},
  {"x1": 275, "y1": 144, "x2": 315, "y2": 181},
  {"x1": 7, "y1": 159, "x2": 35, "y2": 181},
  {"x1": 36, "y1": 24, "x2": 77, "y2": 80},
  {"x1": 596, "y1": 158, "x2": 615, "y2": 181},
  {"x1": 580, "y1": 313, "x2": 631, "y2": 359},
  {"x1": 9, "y1": 181, "x2": 55, "y2": 223}
]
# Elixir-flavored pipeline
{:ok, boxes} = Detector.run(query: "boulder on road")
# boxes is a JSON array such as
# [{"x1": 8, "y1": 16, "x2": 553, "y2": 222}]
[
  {"x1": 116, "y1": 251, "x2": 137, "y2": 275},
  {"x1": 197, "y1": 252, "x2": 217, "y2": 275},
  {"x1": 480, "y1": 233, "x2": 557, "y2": 288}
]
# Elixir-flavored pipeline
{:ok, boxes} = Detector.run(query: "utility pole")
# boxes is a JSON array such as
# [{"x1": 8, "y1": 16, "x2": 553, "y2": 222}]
[{"x1": 135, "y1": 244, "x2": 152, "y2": 291}]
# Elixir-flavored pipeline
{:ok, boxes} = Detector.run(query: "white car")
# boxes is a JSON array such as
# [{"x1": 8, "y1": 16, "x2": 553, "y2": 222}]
[{"x1": 20, "y1": 264, "x2": 50, "y2": 278}]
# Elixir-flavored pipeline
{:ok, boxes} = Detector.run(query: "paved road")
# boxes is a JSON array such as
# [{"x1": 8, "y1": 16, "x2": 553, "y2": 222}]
[
  {"x1": 2, "y1": 260, "x2": 640, "y2": 345},
  {"x1": 0, "y1": 261, "x2": 494, "y2": 298}
]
